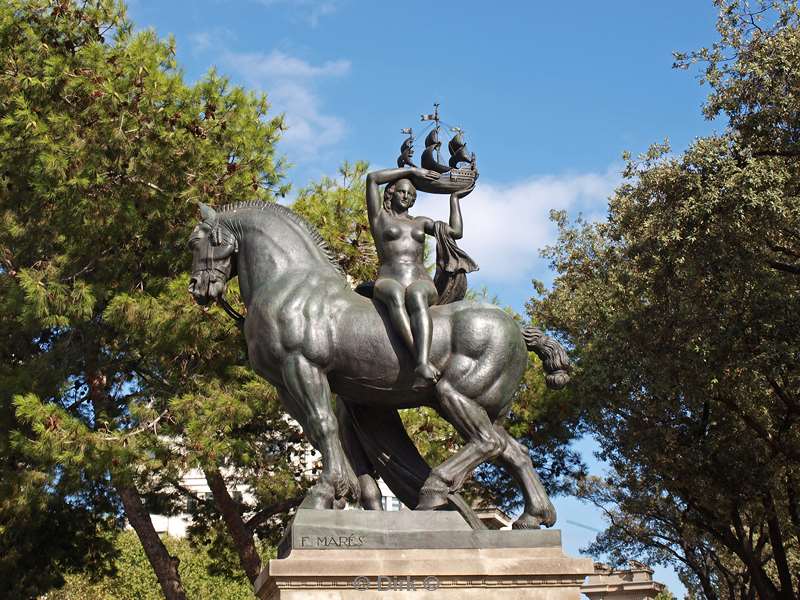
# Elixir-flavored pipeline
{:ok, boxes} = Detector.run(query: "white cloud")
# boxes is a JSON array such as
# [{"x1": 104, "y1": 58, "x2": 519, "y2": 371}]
[
  {"x1": 187, "y1": 28, "x2": 236, "y2": 55},
  {"x1": 219, "y1": 50, "x2": 350, "y2": 158},
  {"x1": 269, "y1": 81, "x2": 346, "y2": 149},
  {"x1": 188, "y1": 31, "x2": 213, "y2": 53},
  {"x1": 228, "y1": 50, "x2": 350, "y2": 79},
  {"x1": 412, "y1": 168, "x2": 620, "y2": 283},
  {"x1": 254, "y1": 0, "x2": 340, "y2": 26}
]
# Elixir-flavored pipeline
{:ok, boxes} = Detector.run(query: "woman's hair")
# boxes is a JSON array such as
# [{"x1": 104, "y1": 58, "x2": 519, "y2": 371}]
[{"x1": 383, "y1": 178, "x2": 415, "y2": 210}]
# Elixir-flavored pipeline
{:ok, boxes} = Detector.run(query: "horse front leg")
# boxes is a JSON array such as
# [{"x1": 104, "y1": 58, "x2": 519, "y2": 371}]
[{"x1": 281, "y1": 353, "x2": 359, "y2": 509}]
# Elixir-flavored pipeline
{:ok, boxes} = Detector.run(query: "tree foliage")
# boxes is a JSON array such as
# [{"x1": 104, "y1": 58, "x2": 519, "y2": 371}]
[
  {"x1": 531, "y1": 2, "x2": 800, "y2": 598},
  {"x1": 0, "y1": 1, "x2": 288, "y2": 597},
  {"x1": 44, "y1": 530, "x2": 254, "y2": 600},
  {"x1": 292, "y1": 160, "x2": 379, "y2": 285},
  {"x1": 1, "y1": 2, "x2": 586, "y2": 598}
]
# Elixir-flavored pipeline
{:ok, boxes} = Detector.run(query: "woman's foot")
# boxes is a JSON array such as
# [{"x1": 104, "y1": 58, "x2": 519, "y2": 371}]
[{"x1": 414, "y1": 362, "x2": 441, "y2": 387}]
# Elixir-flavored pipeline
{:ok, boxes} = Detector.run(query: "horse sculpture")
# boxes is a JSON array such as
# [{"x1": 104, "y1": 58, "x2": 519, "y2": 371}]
[{"x1": 188, "y1": 200, "x2": 570, "y2": 529}]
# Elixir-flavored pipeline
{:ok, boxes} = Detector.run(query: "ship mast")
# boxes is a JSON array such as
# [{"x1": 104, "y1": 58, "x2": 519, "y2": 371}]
[
  {"x1": 432, "y1": 103, "x2": 441, "y2": 164},
  {"x1": 420, "y1": 102, "x2": 442, "y2": 164}
]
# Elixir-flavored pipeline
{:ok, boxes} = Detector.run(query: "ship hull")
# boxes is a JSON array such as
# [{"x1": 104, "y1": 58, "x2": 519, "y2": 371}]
[{"x1": 411, "y1": 168, "x2": 478, "y2": 194}]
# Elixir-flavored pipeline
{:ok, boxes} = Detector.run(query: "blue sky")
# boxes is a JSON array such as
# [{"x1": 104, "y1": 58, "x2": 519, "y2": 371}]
[{"x1": 128, "y1": 1, "x2": 726, "y2": 595}]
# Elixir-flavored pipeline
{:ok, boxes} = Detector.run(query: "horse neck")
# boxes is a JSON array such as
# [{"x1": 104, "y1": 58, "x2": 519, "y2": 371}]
[{"x1": 221, "y1": 210, "x2": 339, "y2": 307}]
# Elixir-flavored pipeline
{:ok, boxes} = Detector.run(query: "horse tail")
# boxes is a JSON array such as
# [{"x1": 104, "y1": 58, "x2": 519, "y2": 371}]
[{"x1": 521, "y1": 326, "x2": 571, "y2": 389}]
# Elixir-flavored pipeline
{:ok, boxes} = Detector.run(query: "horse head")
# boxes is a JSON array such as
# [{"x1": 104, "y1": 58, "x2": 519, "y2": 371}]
[{"x1": 187, "y1": 203, "x2": 238, "y2": 306}]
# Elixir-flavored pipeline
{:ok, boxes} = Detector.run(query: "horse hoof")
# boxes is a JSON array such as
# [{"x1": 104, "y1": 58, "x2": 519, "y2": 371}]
[
  {"x1": 322, "y1": 469, "x2": 360, "y2": 505},
  {"x1": 512, "y1": 514, "x2": 542, "y2": 529},
  {"x1": 416, "y1": 477, "x2": 449, "y2": 510},
  {"x1": 542, "y1": 503, "x2": 557, "y2": 527},
  {"x1": 415, "y1": 493, "x2": 449, "y2": 510},
  {"x1": 306, "y1": 481, "x2": 335, "y2": 509}
]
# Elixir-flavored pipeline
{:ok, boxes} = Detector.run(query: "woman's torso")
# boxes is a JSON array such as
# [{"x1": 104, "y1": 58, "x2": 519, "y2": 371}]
[{"x1": 374, "y1": 212, "x2": 432, "y2": 287}]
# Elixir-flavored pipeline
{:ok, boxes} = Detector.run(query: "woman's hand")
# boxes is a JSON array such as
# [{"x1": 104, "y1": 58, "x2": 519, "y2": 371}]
[
  {"x1": 412, "y1": 168, "x2": 440, "y2": 181},
  {"x1": 453, "y1": 182, "x2": 476, "y2": 199}
]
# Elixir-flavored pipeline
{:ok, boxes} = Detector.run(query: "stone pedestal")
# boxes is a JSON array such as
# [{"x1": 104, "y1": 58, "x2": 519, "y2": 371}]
[{"x1": 255, "y1": 509, "x2": 594, "y2": 599}]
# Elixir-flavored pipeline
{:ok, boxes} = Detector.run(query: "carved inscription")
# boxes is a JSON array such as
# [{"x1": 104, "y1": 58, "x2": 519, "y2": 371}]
[{"x1": 300, "y1": 534, "x2": 367, "y2": 548}]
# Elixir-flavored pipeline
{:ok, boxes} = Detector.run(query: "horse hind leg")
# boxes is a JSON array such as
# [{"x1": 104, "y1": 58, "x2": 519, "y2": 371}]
[
  {"x1": 417, "y1": 380, "x2": 506, "y2": 510},
  {"x1": 493, "y1": 424, "x2": 556, "y2": 528},
  {"x1": 281, "y1": 353, "x2": 359, "y2": 509}
]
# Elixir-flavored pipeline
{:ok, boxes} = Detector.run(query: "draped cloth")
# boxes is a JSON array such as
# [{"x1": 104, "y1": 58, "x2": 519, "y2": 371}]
[{"x1": 433, "y1": 220, "x2": 479, "y2": 305}]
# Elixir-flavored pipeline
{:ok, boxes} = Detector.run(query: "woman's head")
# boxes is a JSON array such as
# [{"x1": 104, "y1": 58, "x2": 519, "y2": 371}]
[{"x1": 384, "y1": 178, "x2": 417, "y2": 211}]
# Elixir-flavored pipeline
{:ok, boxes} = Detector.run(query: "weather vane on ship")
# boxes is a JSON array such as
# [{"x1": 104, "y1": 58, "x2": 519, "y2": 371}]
[{"x1": 396, "y1": 103, "x2": 478, "y2": 193}]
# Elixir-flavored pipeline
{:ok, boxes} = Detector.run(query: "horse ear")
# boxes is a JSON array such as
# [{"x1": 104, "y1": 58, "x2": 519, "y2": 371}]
[{"x1": 199, "y1": 203, "x2": 218, "y2": 225}]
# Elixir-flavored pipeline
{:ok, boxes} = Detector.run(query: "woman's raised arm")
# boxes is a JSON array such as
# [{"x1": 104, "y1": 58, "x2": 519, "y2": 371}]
[
  {"x1": 365, "y1": 167, "x2": 439, "y2": 223},
  {"x1": 445, "y1": 184, "x2": 475, "y2": 239}
]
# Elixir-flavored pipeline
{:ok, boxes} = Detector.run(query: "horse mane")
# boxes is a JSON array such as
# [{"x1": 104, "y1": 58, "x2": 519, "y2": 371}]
[{"x1": 216, "y1": 200, "x2": 346, "y2": 279}]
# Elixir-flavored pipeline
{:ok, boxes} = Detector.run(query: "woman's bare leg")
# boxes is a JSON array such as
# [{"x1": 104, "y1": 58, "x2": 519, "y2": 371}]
[
  {"x1": 406, "y1": 280, "x2": 440, "y2": 383},
  {"x1": 374, "y1": 278, "x2": 415, "y2": 355}
]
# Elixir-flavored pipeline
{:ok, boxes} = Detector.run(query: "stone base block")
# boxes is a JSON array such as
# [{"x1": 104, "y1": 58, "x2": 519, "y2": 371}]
[
  {"x1": 255, "y1": 509, "x2": 593, "y2": 599},
  {"x1": 256, "y1": 547, "x2": 594, "y2": 599}
]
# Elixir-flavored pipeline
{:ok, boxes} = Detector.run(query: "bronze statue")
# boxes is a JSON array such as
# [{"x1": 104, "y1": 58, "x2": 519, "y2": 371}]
[
  {"x1": 187, "y1": 197, "x2": 570, "y2": 529},
  {"x1": 366, "y1": 167, "x2": 474, "y2": 385},
  {"x1": 187, "y1": 106, "x2": 571, "y2": 529}
]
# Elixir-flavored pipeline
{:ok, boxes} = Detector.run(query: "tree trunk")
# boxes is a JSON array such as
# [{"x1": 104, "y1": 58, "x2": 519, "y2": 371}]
[
  {"x1": 87, "y1": 365, "x2": 188, "y2": 600},
  {"x1": 686, "y1": 499, "x2": 779, "y2": 600},
  {"x1": 763, "y1": 491, "x2": 795, "y2": 599},
  {"x1": 118, "y1": 484, "x2": 187, "y2": 600},
  {"x1": 785, "y1": 475, "x2": 800, "y2": 544},
  {"x1": 728, "y1": 508, "x2": 779, "y2": 600},
  {"x1": 682, "y1": 541, "x2": 719, "y2": 600},
  {"x1": 204, "y1": 468, "x2": 262, "y2": 584}
]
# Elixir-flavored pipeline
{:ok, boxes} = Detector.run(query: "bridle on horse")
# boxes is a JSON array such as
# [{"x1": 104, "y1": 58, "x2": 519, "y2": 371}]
[{"x1": 204, "y1": 220, "x2": 246, "y2": 329}]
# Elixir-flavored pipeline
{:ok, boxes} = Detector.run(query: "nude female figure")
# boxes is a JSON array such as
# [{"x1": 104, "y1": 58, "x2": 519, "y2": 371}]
[{"x1": 365, "y1": 167, "x2": 473, "y2": 384}]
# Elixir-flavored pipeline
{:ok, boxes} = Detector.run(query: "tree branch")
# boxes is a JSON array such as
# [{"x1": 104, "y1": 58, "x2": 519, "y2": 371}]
[
  {"x1": 245, "y1": 495, "x2": 304, "y2": 531},
  {"x1": 766, "y1": 260, "x2": 800, "y2": 275},
  {"x1": 752, "y1": 149, "x2": 800, "y2": 159}
]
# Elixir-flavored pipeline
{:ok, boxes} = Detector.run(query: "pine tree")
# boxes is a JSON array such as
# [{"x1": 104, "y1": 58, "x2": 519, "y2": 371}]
[
  {"x1": 1, "y1": 4, "x2": 585, "y2": 597},
  {"x1": 0, "y1": 1, "x2": 285, "y2": 597}
]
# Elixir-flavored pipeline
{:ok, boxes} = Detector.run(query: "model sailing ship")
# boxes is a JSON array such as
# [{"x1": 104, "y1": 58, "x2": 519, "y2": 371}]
[{"x1": 397, "y1": 103, "x2": 478, "y2": 194}]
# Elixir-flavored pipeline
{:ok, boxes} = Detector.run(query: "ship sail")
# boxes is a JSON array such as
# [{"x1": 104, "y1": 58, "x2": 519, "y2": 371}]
[
  {"x1": 424, "y1": 128, "x2": 439, "y2": 148},
  {"x1": 421, "y1": 128, "x2": 450, "y2": 173},
  {"x1": 448, "y1": 131, "x2": 473, "y2": 169},
  {"x1": 397, "y1": 134, "x2": 417, "y2": 168},
  {"x1": 393, "y1": 104, "x2": 479, "y2": 194}
]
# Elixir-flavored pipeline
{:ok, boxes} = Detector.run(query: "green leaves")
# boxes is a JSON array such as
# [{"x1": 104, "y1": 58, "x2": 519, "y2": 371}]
[
  {"x1": 531, "y1": 3, "x2": 800, "y2": 595},
  {"x1": 0, "y1": 1, "x2": 290, "y2": 594},
  {"x1": 292, "y1": 160, "x2": 379, "y2": 283},
  {"x1": 47, "y1": 530, "x2": 255, "y2": 600},
  {"x1": 16, "y1": 266, "x2": 96, "y2": 327},
  {"x1": 677, "y1": 1, "x2": 800, "y2": 156}
]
